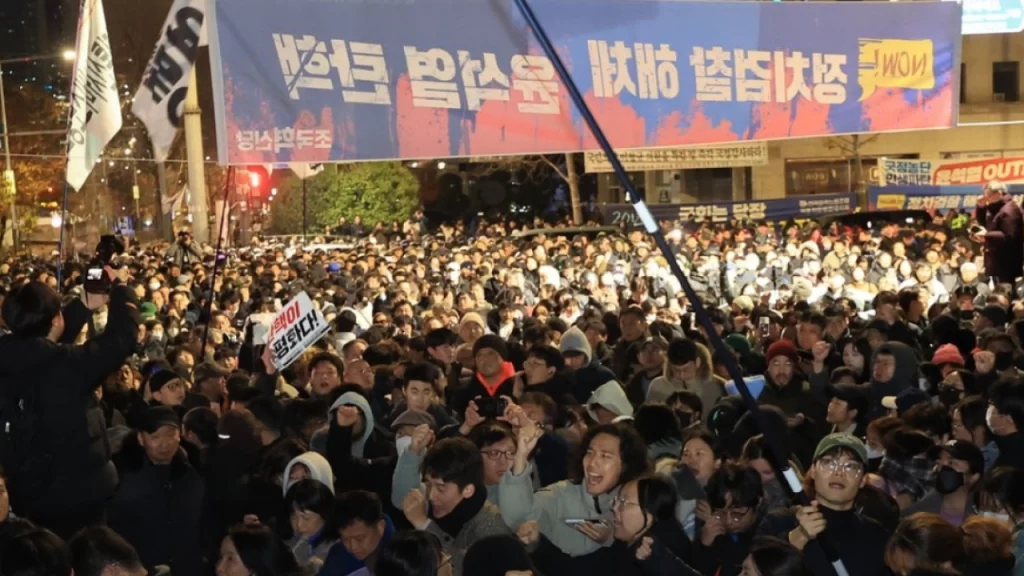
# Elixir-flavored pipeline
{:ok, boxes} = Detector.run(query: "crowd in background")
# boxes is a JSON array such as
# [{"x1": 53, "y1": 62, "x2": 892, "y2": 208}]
[{"x1": 0, "y1": 183, "x2": 1022, "y2": 576}]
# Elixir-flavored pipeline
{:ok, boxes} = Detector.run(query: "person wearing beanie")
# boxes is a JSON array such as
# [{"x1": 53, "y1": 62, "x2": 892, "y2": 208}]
[
  {"x1": 646, "y1": 338, "x2": 725, "y2": 420},
  {"x1": 452, "y1": 334, "x2": 518, "y2": 415},
  {"x1": 758, "y1": 339, "x2": 830, "y2": 444},
  {"x1": 458, "y1": 312, "x2": 486, "y2": 346},
  {"x1": 931, "y1": 343, "x2": 966, "y2": 376},
  {"x1": 561, "y1": 326, "x2": 618, "y2": 404}
]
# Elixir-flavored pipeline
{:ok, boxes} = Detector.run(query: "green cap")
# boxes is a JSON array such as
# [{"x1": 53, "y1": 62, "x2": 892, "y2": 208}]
[
  {"x1": 139, "y1": 302, "x2": 158, "y2": 320},
  {"x1": 813, "y1": 432, "x2": 868, "y2": 464}
]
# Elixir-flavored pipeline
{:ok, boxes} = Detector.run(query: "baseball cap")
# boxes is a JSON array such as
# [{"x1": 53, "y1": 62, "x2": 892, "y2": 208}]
[
  {"x1": 813, "y1": 432, "x2": 868, "y2": 465},
  {"x1": 194, "y1": 362, "x2": 230, "y2": 383},
  {"x1": 881, "y1": 387, "x2": 930, "y2": 414},
  {"x1": 390, "y1": 409, "x2": 438, "y2": 432},
  {"x1": 928, "y1": 439, "x2": 985, "y2": 476},
  {"x1": 140, "y1": 406, "x2": 181, "y2": 434},
  {"x1": 139, "y1": 302, "x2": 158, "y2": 320}
]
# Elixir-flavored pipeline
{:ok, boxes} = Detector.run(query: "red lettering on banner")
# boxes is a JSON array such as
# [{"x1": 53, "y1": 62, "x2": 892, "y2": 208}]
[{"x1": 933, "y1": 157, "x2": 1024, "y2": 186}]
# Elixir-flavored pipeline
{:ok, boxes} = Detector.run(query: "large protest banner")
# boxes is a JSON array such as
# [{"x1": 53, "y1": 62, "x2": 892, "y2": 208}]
[
  {"x1": 604, "y1": 192, "x2": 854, "y2": 228},
  {"x1": 268, "y1": 292, "x2": 330, "y2": 371},
  {"x1": 869, "y1": 185, "x2": 1024, "y2": 212},
  {"x1": 879, "y1": 157, "x2": 1024, "y2": 187},
  {"x1": 206, "y1": 0, "x2": 961, "y2": 165}
]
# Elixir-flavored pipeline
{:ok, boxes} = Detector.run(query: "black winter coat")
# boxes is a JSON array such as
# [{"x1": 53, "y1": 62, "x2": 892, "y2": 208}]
[
  {"x1": 0, "y1": 286, "x2": 139, "y2": 524},
  {"x1": 108, "y1": 437, "x2": 205, "y2": 575},
  {"x1": 977, "y1": 196, "x2": 1024, "y2": 284}
]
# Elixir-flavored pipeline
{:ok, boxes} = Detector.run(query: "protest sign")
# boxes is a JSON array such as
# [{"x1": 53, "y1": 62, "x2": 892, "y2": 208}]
[{"x1": 268, "y1": 292, "x2": 330, "y2": 370}]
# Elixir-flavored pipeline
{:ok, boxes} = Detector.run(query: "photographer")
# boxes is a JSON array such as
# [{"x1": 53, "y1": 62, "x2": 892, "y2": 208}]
[
  {"x1": 0, "y1": 268, "x2": 140, "y2": 539},
  {"x1": 165, "y1": 231, "x2": 202, "y2": 266}
]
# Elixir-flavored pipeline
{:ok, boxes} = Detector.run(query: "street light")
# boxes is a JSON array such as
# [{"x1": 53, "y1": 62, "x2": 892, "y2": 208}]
[{"x1": 0, "y1": 49, "x2": 77, "y2": 251}]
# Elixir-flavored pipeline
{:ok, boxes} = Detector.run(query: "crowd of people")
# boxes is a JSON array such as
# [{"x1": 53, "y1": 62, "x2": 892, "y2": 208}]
[{"x1": 0, "y1": 181, "x2": 1023, "y2": 576}]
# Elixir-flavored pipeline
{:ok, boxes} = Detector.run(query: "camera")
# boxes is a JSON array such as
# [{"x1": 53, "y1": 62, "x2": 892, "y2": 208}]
[
  {"x1": 84, "y1": 234, "x2": 125, "y2": 294},
  {"x1": 476, "y1": 396, "x2": 508, "y2": 419}
]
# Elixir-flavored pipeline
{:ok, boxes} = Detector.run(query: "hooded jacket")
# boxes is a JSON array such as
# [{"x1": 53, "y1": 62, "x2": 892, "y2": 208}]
[
  {"x1": 646, "y1": 349, "x2": 726, "y2": 420},
  {"x1": 0, "y1": 285, "x2": 139, "y2": 530},
  {"x1": 499, "y1": 462, "x2": 618, "y2": 558},
  {"x1": 867, "y1": 341, "x2": 919, "y2": 421},
  {"x1": 283, "y1": 452, "x2": 336, "y2": 496},
  {"x1": 585, "y1": 382, "x2": 634, "y2": 423},
  {"x1": 562, "y1": 327, "x2": 618, "y2": 404},
  {"x1": 318, "y1": 515, "x2": 397, "y2": 576},
  {"x1": 108, "y1": 436, "x2": 204, "y2": 576}
]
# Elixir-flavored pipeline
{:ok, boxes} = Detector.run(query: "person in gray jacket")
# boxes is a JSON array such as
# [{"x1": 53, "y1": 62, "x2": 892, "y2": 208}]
[
  {"x1": 399, "y1": 438, "x2": 510, "y2": 576},
  {"x1": 501, "y1": 422, "x2": 651, "y2": 574}
]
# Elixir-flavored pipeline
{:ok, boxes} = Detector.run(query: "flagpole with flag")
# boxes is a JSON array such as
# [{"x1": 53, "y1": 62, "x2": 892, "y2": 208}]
[{"x1": 58, "y1": 0, "x2": 121, "y2": 286}]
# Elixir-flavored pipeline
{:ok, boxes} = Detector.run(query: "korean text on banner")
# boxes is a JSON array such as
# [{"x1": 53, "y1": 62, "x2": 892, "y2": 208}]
[
  {"x1": 868, "y1": 185, "x2": 1024, "y2": 212},
  {"x1": 206, "y1": 0, "x2": 962, "y2": 165},
  {"x1": 584, "y1": 143, "x2": 768, "y2": 173},
  {"x1": 66, "y1": 0, "x2": 121, "y2": 191},
  {"x1": 932, "y1": 157, "x2": 1024, "y2": 186},
  {"x1": 132, "y1": 0, "x2": 206, "y2": 162},
  {"x1": 880, "y1": 159, "x2": 934, "y2": 186},
  {"x1": 268, "y1": 292, "x2": 330, "y2": 371},
  {"x1": 604, "y1": 193, "x2": 855, "y2": 229}
]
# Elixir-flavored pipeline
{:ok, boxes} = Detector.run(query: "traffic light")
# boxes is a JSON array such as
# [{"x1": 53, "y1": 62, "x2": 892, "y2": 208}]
[{"x1": 246, "y1": 166, "x2": 271, "y2": 201}]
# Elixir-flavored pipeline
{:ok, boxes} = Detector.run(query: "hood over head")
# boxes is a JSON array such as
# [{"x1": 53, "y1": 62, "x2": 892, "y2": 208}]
[
  {"x1": 283, "y1": 451, "x2": 335, "y2": 496},
  {"x1": 330, "y1": 392, "x2": 375, "y2": 458}
]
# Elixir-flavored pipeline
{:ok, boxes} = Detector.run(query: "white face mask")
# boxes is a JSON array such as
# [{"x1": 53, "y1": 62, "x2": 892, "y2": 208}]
[
  {"x1": 866, "y1": 446, "x2": 884, "y2": 460},
  {"x1": 396, "y1": 435, "x2": 413, "y2": 457},
  {"x1": 148, "y1": 282, "x2": 161, "y2": 292},
  {"x1": 987, "y1": 405, "x2": 998, "y2": 433}
]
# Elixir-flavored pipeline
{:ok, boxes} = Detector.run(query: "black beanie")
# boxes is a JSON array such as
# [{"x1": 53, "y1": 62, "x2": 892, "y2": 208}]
[
  {"x1": 148, "y1": 370, "x2": 179, "y2": 394},
  {"x1": 463, "y1": 535, "x2": 534, "y2": 576},
  {"x1": 472, "y1": 334, "x2": 509, "y2": 361}
]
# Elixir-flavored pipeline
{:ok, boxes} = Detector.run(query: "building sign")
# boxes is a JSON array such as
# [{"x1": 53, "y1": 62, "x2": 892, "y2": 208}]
[
  {"x1": 947, "y1": 0, "x2": 1024, "y2": 35},
  {"x1": 604, "y1": 192, "x2": 854, "y2": 228},
  {"x1": 584, "y1": 143, "x2": 768, "y2": 173},
  {"x1": 207, "y1": 0, "x2": 961, "y2": 164},
  {"x1": 869, "y1": 184, "x2": 1024, "y2": 211},
  {"x1": 786, "y1": 159, "x2": 881, "y2": 196},
  {"x1": 879, "y1": 156, "x2": 1024, "y2": 186}
]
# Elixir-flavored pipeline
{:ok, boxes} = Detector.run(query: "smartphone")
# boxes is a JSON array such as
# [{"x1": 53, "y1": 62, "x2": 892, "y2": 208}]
[
  {"x1": 475, "y1": 396, "x2": 508, "y2": 419},
  {"x1": 759, "y1": 316, "x2": 771, "y2": 338},
  {"x1": 689, "y1": 312, "x2": 697, "y2": 328},
  {"x1": 564, "y1": 519, "x2": 608, "y2": 526}
]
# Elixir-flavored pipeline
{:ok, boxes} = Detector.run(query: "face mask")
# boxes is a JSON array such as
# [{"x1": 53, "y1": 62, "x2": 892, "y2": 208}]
[
  {"x1": 995, "y1": 350, "x2": 1015, "y2": 372},
  {"x1": 674, "y1": 410, "x2": 693, "y2": 429},
  {"x1": 987, "y1": 405, "x2": 998, "y2": 433},
  {"x1": 167, "y1": 328, "x2": 180, "y2": 339},
  {"x1": 149, "y1": 331, "x2": 165, "y2": 343},
  {"x1": 396, "y1": 435, "x2": 413, "y2": 457},
  {"x1": 935, "y1": 465, "x2": 964, "y2": 494},
  {"x1": 938, "y1": 385, "x2": 962, "y2": 407},
  {"x1": 148, "y1": 282, "x2": 161, "y2": 292}
]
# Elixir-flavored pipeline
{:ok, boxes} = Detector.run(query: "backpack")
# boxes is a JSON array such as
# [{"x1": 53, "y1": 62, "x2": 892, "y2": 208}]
[{"x1": 0, "y1": 374, "x2": 52, "y2": 515}]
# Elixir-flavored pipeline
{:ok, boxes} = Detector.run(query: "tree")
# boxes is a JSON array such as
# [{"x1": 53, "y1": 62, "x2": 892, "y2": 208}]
[
  {"x1": 268, "y1": 162, "x2": 419, "y2": 234},
  {"x1": 827, "y1": 134, "x2": 879, "y2": 204},
  {"x1": 474, "y1": 153, "x2": 584, "y2": 224}
]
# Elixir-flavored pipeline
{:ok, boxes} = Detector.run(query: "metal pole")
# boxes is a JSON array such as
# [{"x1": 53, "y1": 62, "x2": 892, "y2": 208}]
[
  {"x1": 509, "y1": 1, "x2": 848, "y2": 574},
  {"x1": 201, "y1": 166, "x2": 233, "y2": 361},
  {"x1": 184, "y1": 68, "x2": 209, "y2": 242},
  {"x1": 0, "y1": 61, "x2": 19, "y2": 252},
  {"x1": 156, "y1": 160, "x2": 172, "y2": 239},
  {"x1": 302, "y1": 178, "x2": 308, "y2": 241}
]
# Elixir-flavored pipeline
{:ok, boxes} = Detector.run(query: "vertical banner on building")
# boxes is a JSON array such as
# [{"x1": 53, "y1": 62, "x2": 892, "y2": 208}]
[
  {"x1": 65, "y1": 0, "x2": 121, "y2": 191},
  {"x1": 132, "y1": 0, "x2": 206, "y2": 162}
]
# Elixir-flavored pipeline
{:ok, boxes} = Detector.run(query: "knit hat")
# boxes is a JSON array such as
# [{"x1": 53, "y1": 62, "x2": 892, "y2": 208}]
[
  {"x1": 473, "y1": 334, "x2": 509, "y2": 362},
  {"x1": 766, "y1": 340, "x2": 799, "y2": 365},
  {"x1": 139, "y1": 406, "x2": 180, "y2": 434},
  {"x1": 460, "y1": 312, "x2": 486, "y2": 331},
  {"x1": 724, "y1": 333, "x2": 752, "y2": 357},
  {"x1": 813, "y1": 432, "x2": 868, "y2": 464},
  {"x1": 559, "y1": 326, "x2": 592, "y2": 364},
  {"x1": 148, "y1": 370, "x2": 180, "y2": 394},
  {"x1": 931, "y1": 343, "x2": 965, "y2": 367},
  {"x1": 139, "y1": 302, "x2": 158, "y2": 320}
]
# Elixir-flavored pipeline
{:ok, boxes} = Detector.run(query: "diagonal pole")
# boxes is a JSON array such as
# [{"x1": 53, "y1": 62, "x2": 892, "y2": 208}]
[{"x1": 508, "y1": 1, "x2": 848, "y2": 574}]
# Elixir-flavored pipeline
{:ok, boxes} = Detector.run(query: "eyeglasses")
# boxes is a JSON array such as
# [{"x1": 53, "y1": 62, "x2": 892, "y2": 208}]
[
  {"x1": 480, "y1": 449, "x2": 517, "y2": 461},
  {"x1": 711, "y1": 507, "x2": 753, "y2": 524},
  {"x1": 816, "y1": 457, "x2": 864, "y2": 477},
  {"x1": 611, "y1": 496, "x2": 641, "y2": 510}
]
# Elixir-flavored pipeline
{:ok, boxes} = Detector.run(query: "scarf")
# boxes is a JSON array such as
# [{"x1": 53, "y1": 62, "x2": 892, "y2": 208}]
[
  {"x1": 431, "y1": 482, "x2": 488, "y2": 538},
  {"x1": 878, "y1": 456, "x2": 933, "y2": 500},
  {"x1": 476, "y1": 362, "x2": 515, "y2": 397}
]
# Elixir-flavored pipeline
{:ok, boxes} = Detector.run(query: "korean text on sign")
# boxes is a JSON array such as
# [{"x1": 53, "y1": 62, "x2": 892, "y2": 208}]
[
  {"x1": 689, "y1": 47, "x2": 848, "y2": 104},
  {"x1": 268, "y1": 292, "x2": 330, "y2": 370}
]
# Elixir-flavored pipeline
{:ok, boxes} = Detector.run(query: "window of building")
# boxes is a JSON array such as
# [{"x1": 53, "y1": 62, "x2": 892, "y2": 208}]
[
  {"x1": 960, "y1": 63, "x2": 966, "y2": 104},
  {"x1": 992, "y1": 61, "x2": 1020, "y2": 102}
]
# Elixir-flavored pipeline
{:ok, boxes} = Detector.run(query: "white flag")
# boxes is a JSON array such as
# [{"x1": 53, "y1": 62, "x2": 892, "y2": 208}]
[
  {"x1": 132, "y1": 0, "x2": 206, "y2": 162},
  {"x1": 65, "y1": 0, "x2": 122, "y2": 191},
  {"x1": 291, "y1": 163, "x2": 324, "y2": 180},
  {"x1": 162, "y1": 184, "x2": 186, "y2": 215}
]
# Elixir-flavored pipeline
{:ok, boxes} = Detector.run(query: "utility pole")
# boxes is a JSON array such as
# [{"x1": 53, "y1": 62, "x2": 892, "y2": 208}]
[
  {"x1": 0, "y1": 61, "x2": 18, "y2": 250},
  {"x1": 184, "y1": 68, "x2": 209, "y2": 242}
]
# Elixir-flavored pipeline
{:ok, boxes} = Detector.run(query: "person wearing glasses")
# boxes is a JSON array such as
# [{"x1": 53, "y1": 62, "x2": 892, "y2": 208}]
[
  {"x1": 758, "y1": 433, "x2": 890, "y2": 576},
  {"x1": 691, "y1": 463, "x2": 766, "y2": 576},
  {"x1": 607, "y1": 473, "x2": 699, "y2": 576}
]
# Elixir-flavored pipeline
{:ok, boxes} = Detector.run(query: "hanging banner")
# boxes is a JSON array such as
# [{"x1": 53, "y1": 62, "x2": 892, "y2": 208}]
[
  {"x1": 948, "y1": 0, "x2": 1024, "y2": 35},
  {"x1": 603, "y1": 192, "x2": 855, "y2": 228},
  {"x1": 869, "y1": 185, "x2": 1024, "y2": 211},
  {"x1": 584, "y1": 143, "x2": 768, "y2": 173},
  {"x1": 207, "y1": 0, "x2": 962, "y2": 165},
  {"x1": 879, "y1": 156, "x2": 1024, "y2": 186}
]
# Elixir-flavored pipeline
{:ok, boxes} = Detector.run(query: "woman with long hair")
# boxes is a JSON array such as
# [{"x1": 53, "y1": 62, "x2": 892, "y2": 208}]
[
  {"x1": 610, "y1": 473, "x2": 698, "y2": 575},
  {"x1": 216, "y1": 524, "x2": 302, "y2": 576}
]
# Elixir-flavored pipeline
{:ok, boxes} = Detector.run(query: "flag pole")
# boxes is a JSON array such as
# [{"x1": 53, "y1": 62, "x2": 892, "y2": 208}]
[
  {"x1": 56, "y1": 0, "x2": 89, "y2": 289},
  {"x1": 200, "y1": 166, "x2": 234, "y2": 362},
  {"x1": 508, "y1": 1, "x2": 849, "y2": 574}
]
